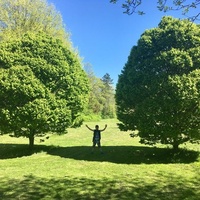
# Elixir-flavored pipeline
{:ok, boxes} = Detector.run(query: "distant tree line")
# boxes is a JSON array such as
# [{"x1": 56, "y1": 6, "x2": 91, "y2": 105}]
[{"x1": 84, "y1": 64, "x2": 116, "y2": 121}]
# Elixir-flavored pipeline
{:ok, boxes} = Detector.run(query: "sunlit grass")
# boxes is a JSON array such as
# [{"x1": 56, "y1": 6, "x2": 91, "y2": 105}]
[{"x1": 0, "y1": 119, "x2": 199, "y2": 199}]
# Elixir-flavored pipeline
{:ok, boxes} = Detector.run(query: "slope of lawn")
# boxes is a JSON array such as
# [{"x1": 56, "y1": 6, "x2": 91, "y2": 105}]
[{"x1": 0, "y1": 119, "x2": 199, "y2": 200}]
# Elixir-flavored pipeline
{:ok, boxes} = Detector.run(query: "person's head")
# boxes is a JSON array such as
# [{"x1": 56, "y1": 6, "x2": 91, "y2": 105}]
[{"x1": 95, "y1": 125, "x2": 99, "y2": 130}]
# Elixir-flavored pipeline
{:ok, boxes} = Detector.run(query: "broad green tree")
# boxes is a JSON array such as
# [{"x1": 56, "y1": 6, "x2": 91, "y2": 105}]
[
  {"x1": 116, "y1": 16, "x2": 200, "y2": 149},
  {"x1": 0, "y1": 0, "x2": 69, "y2": 44},
  {"x1": 0, "y1": 33, "x2": 89, "y2": 148}
]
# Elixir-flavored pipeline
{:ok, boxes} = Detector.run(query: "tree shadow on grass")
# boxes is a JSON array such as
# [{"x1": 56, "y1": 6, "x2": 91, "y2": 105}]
[
  {"x1": 0, "y1": 174, "x2": 199, "y2": 200},
  {"x1": 0, "y1": 143, "x2": 199, "y2": 164},
  {"x1": 46, "y1": 145, "x2": 199, "y2": 164},
  {"x1": 0, "y1": 143, "x2": 50, "y2": 159}
]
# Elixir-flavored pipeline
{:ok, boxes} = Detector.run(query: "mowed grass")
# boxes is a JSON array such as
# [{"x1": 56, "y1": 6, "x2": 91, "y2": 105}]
[{"x1": 0, "y1": 119, "x2": 199, "y2": 200}]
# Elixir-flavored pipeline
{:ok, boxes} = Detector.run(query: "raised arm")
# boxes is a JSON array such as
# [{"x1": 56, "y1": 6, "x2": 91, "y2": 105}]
[
  {"x1": 85, "y1": 125, "x2": 93, "y2": 131},
  {"x1": 101, "y1": 124, "x2": 107, "y2": 132}
]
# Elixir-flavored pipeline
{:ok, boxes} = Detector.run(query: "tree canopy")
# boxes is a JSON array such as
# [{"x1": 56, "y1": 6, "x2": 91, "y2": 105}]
[
  {"x1": 0, "y1": 0, "x2": 69, "y2": 44},
  {"x1": 0, "y1": 33, "x2": 89, "y2": 148},
  {"x1": 116, "y1": 16, "x2": 200, "y2": 149}
]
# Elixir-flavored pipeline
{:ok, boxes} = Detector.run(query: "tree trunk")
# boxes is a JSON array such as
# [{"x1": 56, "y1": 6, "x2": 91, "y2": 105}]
[
  {"x1": 172, "y1": 141, "x2": 179, "y2": 151},
  {"x1": 29, "y1": 130, "x2": 35, "y2": 150}
]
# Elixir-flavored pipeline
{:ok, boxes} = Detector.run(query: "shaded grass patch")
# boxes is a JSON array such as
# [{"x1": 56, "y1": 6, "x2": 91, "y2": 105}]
[
  {"x1": 0, "y1": 173, "x2": 199, "y2": 200},
  {"x1": 0, "y1": 143, "x2": 199, "y2": 164},
  {"x1": 47, "y1": 145, "x2": 199, "y2": 164}
]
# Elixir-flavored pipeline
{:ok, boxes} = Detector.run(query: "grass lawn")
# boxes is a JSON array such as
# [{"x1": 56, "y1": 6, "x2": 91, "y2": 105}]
[{"x1": 0, "y1": 119, "x2": 199, "y2": 200}]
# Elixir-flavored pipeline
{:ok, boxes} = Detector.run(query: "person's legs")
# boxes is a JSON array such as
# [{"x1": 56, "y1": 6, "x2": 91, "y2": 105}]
[
  {"x1": 92, "y1": 141, "x2": 96, "y2": 153},
  {"x1": 97, "y1": 141, "x2": 103, "y2": 153},
  {"x1": 92, "y1": 140, "x2": 103, "y2": 153}
]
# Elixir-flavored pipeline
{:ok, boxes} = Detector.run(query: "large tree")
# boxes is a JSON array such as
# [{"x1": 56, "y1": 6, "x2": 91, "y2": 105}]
[
  {"x1": 116, "y1": 16, "x2": 200, "y2": 150},
  {"x1": 110, "y1": 0, "x2": 200, "y2": 21},
  {"x1": 0, "y1": 33, "x2": 89, "y2": 148},
  {"x1": 0, "y1": 0, "x2": 69, "y2": 44}
]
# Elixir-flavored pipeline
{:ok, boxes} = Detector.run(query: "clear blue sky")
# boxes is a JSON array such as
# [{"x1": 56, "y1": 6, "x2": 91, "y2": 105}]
[{"x1": 48, "y1": 0, "x2": 198, "y2": 85}]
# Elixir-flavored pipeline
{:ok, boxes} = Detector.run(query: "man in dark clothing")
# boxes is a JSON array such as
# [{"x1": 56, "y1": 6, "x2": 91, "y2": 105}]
[{"x1": 86, "y1": 124, "x2": 107, "y2": 152}]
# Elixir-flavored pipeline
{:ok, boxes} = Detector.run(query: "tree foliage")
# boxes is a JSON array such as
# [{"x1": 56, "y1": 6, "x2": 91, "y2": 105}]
[
  {"x1": 0, "y1": 0, "x2": 69, "y2": 44},
  {"x1": 110, "y1": 0, "x2": 200, "y2": 21},
  {"x1": 116, "y1": 16, "x2": 200, "y2": 149},
  {"x1": 84, "y1": 64, "x2": 105, "y2": 117},
  {"x1": 0, "y1": 33, "x2": 89, "y2": 148},
  {"x1": 101, "y1": 73, "x2": 116, "y2": 118},
  {"x1": 84, "y1": 65, "x2": 116, "y2": 120}
]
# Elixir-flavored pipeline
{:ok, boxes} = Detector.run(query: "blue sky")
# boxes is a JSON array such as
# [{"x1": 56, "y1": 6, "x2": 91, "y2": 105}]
[{"x1": 48, "y1": 0, "x2": 199, "y2": 85}]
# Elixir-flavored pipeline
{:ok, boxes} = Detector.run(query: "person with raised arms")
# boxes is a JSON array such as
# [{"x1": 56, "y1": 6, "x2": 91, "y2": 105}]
[{"x1": 86, "y1": 124, "x2": 107, "y2": 153}]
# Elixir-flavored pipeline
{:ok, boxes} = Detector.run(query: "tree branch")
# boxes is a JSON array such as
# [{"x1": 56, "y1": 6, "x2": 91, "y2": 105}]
[{"x1": 110, "y1": 0, "x2": 200, "y2": 21}]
